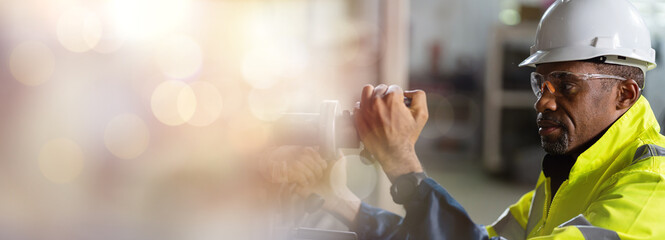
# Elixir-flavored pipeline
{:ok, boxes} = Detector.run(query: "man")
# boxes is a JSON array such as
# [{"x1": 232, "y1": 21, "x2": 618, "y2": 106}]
[{"x1": 276, "y1": 0, "x2": 665, "y2": 239}]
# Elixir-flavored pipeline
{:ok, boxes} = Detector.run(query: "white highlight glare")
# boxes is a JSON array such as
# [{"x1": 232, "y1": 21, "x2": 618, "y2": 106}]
[
  {"x1": 110, "y1": 0, "x2": 190, "y2": 40},
  {"x1": 39, "y1": 138, "x2": 85, "y2": 184},
  {"x1": 9, "y1": 41, "x2": 55, "y2": 86},
  {"x1": 151, "y1": 80, "x2": 198, "y2": 126},
  {"x1": 104, "y1": 114, "x2": 150, "y2": 159},
  {"x1": 155, "y1": 35, "x2": 203, "y2": 79},
  {"x1": 57, "y1": 6, "x2": 103, "y2": 53}
]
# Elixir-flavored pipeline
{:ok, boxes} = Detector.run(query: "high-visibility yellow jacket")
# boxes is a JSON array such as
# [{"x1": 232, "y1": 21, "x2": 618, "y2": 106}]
[
  {"x1": 352, "y1": 96, "x2": 665, "y2": 240},
  {"x1": 487, "y1": 96, "x2": 665, "y2": 239}
]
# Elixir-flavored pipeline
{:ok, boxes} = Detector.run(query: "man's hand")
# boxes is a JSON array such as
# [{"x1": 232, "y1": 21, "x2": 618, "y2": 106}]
[
  {"x1": 259, "y1": 146, "x2": 361, "y2": 224},
  {"x1": 354, "y1": 84, "x2": 428, "y2": 181},
  {"x1": 259, "y1": 146, "x2": 327, "y2": 187}
]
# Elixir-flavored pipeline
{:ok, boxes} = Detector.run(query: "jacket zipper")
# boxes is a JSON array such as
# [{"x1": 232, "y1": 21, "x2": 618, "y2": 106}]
[{"x1": 543, "y1": 179, "x2": 569, "y2": 233}]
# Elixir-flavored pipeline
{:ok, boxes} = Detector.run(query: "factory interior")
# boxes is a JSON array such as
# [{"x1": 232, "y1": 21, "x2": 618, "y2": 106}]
[{"x1": 1, "y1": 0, "x2": 665, "y2": 239}]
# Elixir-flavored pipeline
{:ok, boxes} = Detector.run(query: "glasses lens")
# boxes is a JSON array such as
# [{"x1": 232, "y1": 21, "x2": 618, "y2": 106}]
[{"x1": 550, "y1": 71, "x2": 579, "y2": 82}]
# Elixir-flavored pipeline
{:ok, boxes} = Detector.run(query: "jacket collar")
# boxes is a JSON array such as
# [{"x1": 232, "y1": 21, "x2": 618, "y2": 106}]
[{"x1": 569, "y1": 96, "x2": 660, "y2": 177}]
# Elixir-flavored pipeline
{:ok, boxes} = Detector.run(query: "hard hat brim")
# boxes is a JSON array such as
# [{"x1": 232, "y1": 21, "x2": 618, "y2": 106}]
[{"x1": 519, "y1": 47, "x2": 656, "y2": 71}]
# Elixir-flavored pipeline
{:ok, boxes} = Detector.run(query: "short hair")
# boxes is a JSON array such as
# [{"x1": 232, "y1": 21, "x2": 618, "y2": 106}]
[
  {"x1": 584, "y1": 57, "x2": 645, "y2": 92},
  {"x1": 597, "y1": 63, "x2": 645, "y2": 88}
]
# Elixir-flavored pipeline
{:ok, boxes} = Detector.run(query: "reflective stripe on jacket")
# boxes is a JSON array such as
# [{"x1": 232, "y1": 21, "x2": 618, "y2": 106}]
[{"x1": 352, "y1": 96, "x2": 665, "y2": 239}]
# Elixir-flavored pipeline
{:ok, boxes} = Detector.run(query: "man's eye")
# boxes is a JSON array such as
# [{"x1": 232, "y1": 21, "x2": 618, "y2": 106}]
[{"x1": 561, "y1": 82, "x2": 577, "y2": 94}]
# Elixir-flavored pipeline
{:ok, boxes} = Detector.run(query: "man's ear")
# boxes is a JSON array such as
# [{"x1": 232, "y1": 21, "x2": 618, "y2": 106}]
[{"x1": 616, "y1": 79, "x2": 640, "y2": 110}]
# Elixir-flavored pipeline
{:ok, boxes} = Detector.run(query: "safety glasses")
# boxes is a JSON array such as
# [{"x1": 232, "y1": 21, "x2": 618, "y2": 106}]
[{"x1": 530, "y1": 71, "x2": 627, "y2": 98}]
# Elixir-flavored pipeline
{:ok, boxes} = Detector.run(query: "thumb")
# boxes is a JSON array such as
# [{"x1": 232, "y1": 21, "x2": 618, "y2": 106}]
[{"x1": 404, "y1": 90, "x2": 428, "y2": 123}]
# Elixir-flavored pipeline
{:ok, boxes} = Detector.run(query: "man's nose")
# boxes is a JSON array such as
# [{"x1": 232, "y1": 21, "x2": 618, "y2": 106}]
[{"x1": 534, "y1": 91, "x2": 557, "y2": 113}]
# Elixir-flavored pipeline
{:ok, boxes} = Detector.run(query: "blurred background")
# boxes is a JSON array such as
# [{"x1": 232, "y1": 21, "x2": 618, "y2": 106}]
[{"x1": 1, "y1": 0, "x2": 664, "y2": 239}]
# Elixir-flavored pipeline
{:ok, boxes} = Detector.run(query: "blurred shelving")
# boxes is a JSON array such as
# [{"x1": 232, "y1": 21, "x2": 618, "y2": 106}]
[{"x1": 483, "y1": 23, "x2": 545, "y2": 180}]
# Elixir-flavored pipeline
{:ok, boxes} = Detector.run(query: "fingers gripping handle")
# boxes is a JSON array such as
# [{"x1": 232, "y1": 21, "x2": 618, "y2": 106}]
[
  {"x1": 329, "y1": 97, "x2": 410, "y2": 163},
  {"x1": 356, "y1": 96, "x2": 412, "y2": 165}
]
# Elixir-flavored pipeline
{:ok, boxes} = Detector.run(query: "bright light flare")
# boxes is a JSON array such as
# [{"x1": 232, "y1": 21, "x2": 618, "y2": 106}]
[
  {"x1": 240, "y1": 2, "x2": 311, "y2": 88},
  {"x1": 151, "y1": 80, "x2": 198, "y2": 126},
  {"x1": 39, "y1": 138, "x2": 85, "y2": 184},
  {"x1": 57, "y1": 6, "x2": 103, "y2": 53},
  {"x1": 241, "y1": 44, "x2": 309, "y2": 89},
  {"x1": 104, "y1": 114, "x2": 150, "y2": 159},
  {"x1": 110, "y1": 0, "x2": 191, "y2": 40},
  {"x1": 9, "y1": 41, "x2": 55, "y2": 86}
]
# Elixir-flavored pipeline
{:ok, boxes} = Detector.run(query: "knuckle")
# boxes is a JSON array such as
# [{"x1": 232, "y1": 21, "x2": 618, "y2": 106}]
[{"x1": 419, "y1": 111, "x2": 429, "y2": 120}]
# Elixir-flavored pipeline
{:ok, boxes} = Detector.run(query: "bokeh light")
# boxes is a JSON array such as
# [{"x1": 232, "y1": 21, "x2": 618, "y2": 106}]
[
  {"x1": 151, "y1": 80, "x2": 198, "y2": 126},
  {"x1": 155, "y1": 35, "x2": 203, "y2": 79},
  {"x1": 9, "y1": 41, "x2": 55, "y2": 86},
  {"x1": 104, "y1": 113, "x2": 150, "y2": 159},
  {"x1": 217, "y1": 80, "x2": 246, "y2": 120},
  {"x1": 92, "y1": 9, "x2": 125, "y2": 54},
  {"x1": 247, "y1": 88, "x2": 291, "y2": 122},
  {"x1": 187, "y1": 81, "x2": 224, "y2": 127},
  {"x1": 57, "y1": 6, "x2": 103, "y2": 53},
  {"x1": 38, "y1": 138, "x2": 85, "y2": 184},
  {"x1": 282, "y1": 44, "x2": 310, "y2": 80},
  {"x1": 499, "y1": 9, "x2": 521, "y2": 26}
]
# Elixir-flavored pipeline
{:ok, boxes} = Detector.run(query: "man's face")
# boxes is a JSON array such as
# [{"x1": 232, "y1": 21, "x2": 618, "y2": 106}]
[{"x1": 534, "y1": 61, "x2": 619, "y2": 155}]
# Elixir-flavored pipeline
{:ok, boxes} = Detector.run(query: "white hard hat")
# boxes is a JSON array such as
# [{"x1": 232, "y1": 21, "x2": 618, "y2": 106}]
[{"x1": 519, "y1": 0, "x2": 657, "y2": 73}]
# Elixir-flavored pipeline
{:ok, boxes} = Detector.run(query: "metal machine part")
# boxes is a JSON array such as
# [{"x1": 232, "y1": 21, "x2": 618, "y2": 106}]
[
  {"x1": 272, "y1": 100, "x2": 361, "y2": 161},
  {"x1": 272, "y1": 99, "x2": 412, "y2": 162}
]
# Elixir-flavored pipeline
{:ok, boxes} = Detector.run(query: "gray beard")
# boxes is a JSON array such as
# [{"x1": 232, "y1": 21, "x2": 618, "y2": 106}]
[{"x1": 541, "y1": 130, "x2": 569, "y2": 155}]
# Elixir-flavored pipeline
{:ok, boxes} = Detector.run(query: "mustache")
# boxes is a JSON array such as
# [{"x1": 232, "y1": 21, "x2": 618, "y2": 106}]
[{"x1": 537, "y1": 113, "x2": 566, "y2": 129}]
